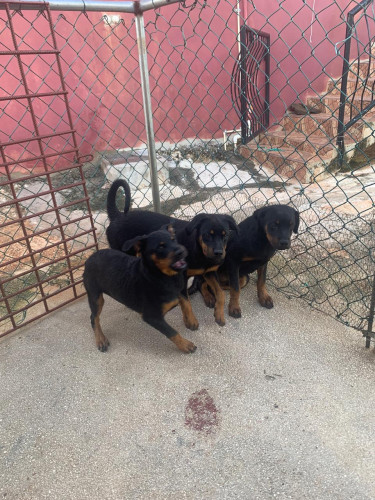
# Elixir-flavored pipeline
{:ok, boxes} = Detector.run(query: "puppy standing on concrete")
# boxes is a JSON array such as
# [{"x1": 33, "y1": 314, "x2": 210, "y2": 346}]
[
  {"x1": 83, "y1": 226, "x2": 197, "y2": 353},
  {"x1": 106, "y1": 179, "x2": 238, "y2": 327},
  {"x1": 194, "y1": 204, "x2": 300, "y2": 319}
]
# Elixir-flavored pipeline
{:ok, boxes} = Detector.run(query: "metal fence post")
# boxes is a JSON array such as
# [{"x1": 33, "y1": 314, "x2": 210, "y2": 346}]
[
  {"x1": 364, "y1": 274, "x2": 375, "y2": 348},
  {"x1": 135, "y1": 11, "x2": 161, "y2": 213}
]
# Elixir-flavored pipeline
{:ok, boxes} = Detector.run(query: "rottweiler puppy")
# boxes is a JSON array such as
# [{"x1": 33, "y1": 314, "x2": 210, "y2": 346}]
[
  {"x1": 193, "y1": 204, "x2": 299, "y2": 319},
  {"x1": 83, "y1": 226, "x2": 197, "y2": 353},
  {"x1": 106, "y1": 179, "x2": 238, "y2": 327}
]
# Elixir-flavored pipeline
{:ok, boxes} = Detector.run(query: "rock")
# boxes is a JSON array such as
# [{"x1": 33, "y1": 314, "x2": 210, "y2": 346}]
[
  {"x1": 101, "y1": 149, "x2": 169, "y2": 189},
  {"x1": 179, "y1": 158, "x2": 194, "y2": 169},
  {"x1": 288, "y1": 102, "x2": 320, "y2": 115},
  {"x1": 168, "y1": 166, "x2": 198, "y2": 189}
]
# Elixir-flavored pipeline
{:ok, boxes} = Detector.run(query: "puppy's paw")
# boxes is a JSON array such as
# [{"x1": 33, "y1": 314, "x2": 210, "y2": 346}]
[
  {"x1": 96, "y1": 336, "x2": 110, "y2": 352},
  {"x1": 201, "y1": 284, "x2": 215, "y2": 308},
  {"x1": 228, "y1": 305, "x2": 242, "y2": 318},
  {"x1": 184, "y1": 316, "x2": 199, "y2": 331},
  {"x1": 214, "y1": 312, "x2": 226, "y2": 327},
  {"x1": 171, "y1": 334, "x2": 197, "y2": 353},
  {"x1": 203, "y1": 295, "x2": 215, "y2": 309},
  {"x1": 181, "y1": 340, "x2": 197, "y2": 353},
  {"x1": 259, "y1": 294, "x2": 274, "y2": 309}
]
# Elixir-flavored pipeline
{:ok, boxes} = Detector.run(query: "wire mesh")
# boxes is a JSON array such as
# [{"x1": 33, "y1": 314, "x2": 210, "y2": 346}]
[
  {"x1": 0, "y1": 0, "x2": 374, "y2": 342},
  {"x1": 0, "y1": 2, "x2": 97, "y2": 336}
]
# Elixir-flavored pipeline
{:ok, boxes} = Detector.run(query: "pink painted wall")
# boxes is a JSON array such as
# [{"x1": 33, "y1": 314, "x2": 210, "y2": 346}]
[
  {"x1": 1, "y1": 2, "x2": 240, "y2": 172},
  {"x1": 244, "y1": 0, "x2": 375, "y2": 126},
  {"x1": 0, "y1": 0, "x2": 373, "y2": 173}
]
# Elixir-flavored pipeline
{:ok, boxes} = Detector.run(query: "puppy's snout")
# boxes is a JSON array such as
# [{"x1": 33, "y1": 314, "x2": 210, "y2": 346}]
[
  {"x1": 214, "y1": 249, "x2": 223, "y2": 256},
  {"x1": 279, "y1": 240, "x2": 290, "y2": 249},
  {"x1": 175, "y1": 245, "x2": 187, "y2": 258}
]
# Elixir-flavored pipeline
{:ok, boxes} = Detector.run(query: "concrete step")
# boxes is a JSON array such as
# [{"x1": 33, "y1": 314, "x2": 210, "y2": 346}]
[
  {"x1": 238, "y1": 56, "x2": 375, "y2": 183},
  {"x1": 280, "y1": 112, "x2": 370, "y2": 142},
  {"x1": 280, "y1": 112, "x2": 338, "y2": 138},
  {"x1": 307, "y1": 95, "x2": 373, "y2": 116},
  {"x1": 347, "y1": 59, "x2": 375, "y2": 79},
  {"x1": 239, "y1": 143, "x2": 332, "y2": 183},
  {"x1": 259, "y1": 130, "x2": 338, "y2": 157},
  {"x1": 327, "y1": 77, "x2": 375, "y2": 98}
]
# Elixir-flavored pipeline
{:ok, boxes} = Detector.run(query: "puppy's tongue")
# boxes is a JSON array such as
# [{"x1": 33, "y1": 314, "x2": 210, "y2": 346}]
[{"x1": 172, "y1": 259, "x2": 187, "y2": 270}]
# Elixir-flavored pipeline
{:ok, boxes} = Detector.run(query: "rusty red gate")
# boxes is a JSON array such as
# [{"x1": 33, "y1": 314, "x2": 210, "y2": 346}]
[{"x1": 0, "y1": 1, "x2": 97, "y2": 337}]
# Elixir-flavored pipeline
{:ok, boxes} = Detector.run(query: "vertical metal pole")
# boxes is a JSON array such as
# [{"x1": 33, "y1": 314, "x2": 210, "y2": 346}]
[
  {"x1": 236, "y1": 0, "x2": 241, "y2": 57},
  {"x1": 240, "y1": 25, "x2": 247, "y2": 144},
  {"x1": 337, "y1": 15, "x2": 354, "y2": 168},
  {"x1": 135, "y1": 12, "x2": 161, "y2": 213},
  {"x1": 365, "y1": 273, "x2": 375, "y2": 348},
  {"x1": 264, "y1": 34, "x2": 270, "y2": 130}
]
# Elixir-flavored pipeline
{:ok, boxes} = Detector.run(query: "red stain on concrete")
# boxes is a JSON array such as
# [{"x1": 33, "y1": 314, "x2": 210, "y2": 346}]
[{"x1": 185, "y1": 389, "x2": 219, "y2": 435}]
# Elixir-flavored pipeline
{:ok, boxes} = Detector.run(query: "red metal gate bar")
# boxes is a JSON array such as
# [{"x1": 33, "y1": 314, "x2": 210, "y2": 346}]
[
  {"x1": 0, "y1": 198, "x2": 91, "y2": 229},
  {"x1": 0, "y1": 153, "x2": 78, "y2": 171},
  {"x1": 0, "y1": 49, "x2": 60, "y2": 55},
  {"x1": 0, "y1": 214, "x2": 93, "y2": 254},
  {"x1": 0, "y1": 289, "x2": 89, "y2": 339},
  {"x1": 0, "y1": 130, "x2": 76, "y2": 149},
  {"x1": 0, "y1": 181, "x2": 87, "y2": 208},
  {"x1": 0, "y1": 90, "x2": 69, "y2": 101},
  {"x1": 0, "y1": 280, "x2": 89, "y2": 332},
  {"x1": 0, "y1": 229, "x2": 94, "y2": 278},
  {"x1": 0, "y1": 1, "x2": 98, "y2": 336}
]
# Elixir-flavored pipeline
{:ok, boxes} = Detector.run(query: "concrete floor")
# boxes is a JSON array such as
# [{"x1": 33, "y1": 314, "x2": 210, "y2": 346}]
[{"x1": 1, "y1": 284, "x2": 374, "y2": 500}]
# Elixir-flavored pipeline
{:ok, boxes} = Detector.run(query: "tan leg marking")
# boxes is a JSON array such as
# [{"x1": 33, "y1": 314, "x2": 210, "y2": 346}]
[
  {"x1": 228, "y1": 287, "x2": 241, "y2": 318},
  {"x1": 179, "y1": 296, "x2": 199, "y2": 330},
  {"x1": 170, "y1": 333, "x2": 197, "y2": 353},
  {"x1": 94, "y1": 294, "x2": 110, "y2": 352},
  {"x1": 257, "y1": 266, "x2": 273, "y2": 309},
  {"x1": 201, "y1": 281, "x2": 215, "y2": 308},
  {"x1": 204, "y1": 274, "x2": 225, "y2": 326}
]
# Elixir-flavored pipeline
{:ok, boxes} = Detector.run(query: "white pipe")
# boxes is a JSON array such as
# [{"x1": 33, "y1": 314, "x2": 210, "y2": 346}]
[
  {"x1": 235, "y1": 0, "x2": 241, "y2": 56},
  {"x1": 223, "y1": 128, "x2": 242, "y2": 150}
]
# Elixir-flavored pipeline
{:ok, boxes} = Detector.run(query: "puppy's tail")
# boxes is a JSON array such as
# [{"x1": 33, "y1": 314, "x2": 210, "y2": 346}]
[{"x1": 107, "y1": 179, "x2": 131, "y2": 222}]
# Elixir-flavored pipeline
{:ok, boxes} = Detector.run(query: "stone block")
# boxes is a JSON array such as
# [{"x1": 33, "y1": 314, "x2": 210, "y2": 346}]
[{"x1": 101, "y1": 149, "x2": 173, "y2": 189}]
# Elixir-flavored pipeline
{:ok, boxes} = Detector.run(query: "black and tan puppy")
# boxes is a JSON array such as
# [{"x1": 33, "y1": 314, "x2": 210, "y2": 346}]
[
  {"x1": 83, "y1": 226, "x2": 197, "y2": 353},
  {"x1": 194, "y1": 204, "x2": 299, "y2": 319},
  {"x1": 106, "y1": 179, "x2": 238, "y2": 327}
]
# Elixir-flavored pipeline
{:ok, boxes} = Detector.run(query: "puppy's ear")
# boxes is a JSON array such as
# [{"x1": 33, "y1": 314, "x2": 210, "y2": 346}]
[
  {"x1": 293, "y1": 209, "x2": 300, "y2": 234},
  {"x1": 121, "y1": 235, "x2": 147, "y2": 256},
  {"x1": 253, "y1": 206, "x2": 268, "y2": 227},
  {"x1": 222, "y1": 215, "x2": 239, "y2": 234},
  {"x1": 185, "y1": 214, "x2": 208, "y2": 235},
  {"x1": 161, "y1": 223, "x2": 176, "y2": 238}
]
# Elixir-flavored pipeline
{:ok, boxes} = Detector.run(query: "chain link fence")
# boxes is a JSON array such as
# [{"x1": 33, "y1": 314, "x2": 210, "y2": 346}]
[{"x1": 0, "y1": 0, "x2": 374, "y2": 344}]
